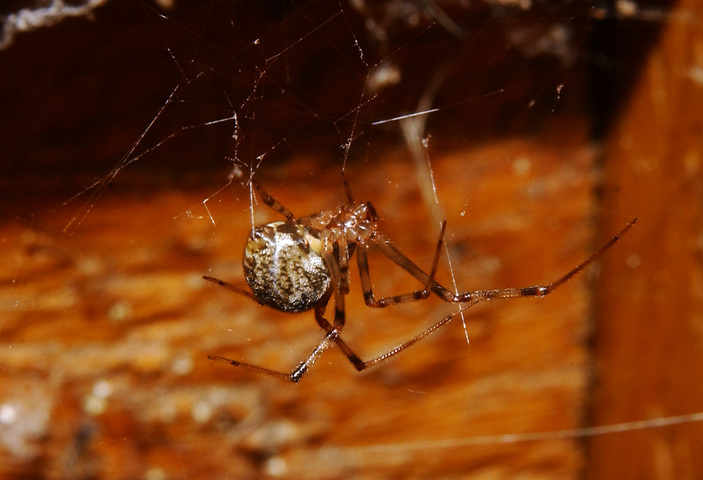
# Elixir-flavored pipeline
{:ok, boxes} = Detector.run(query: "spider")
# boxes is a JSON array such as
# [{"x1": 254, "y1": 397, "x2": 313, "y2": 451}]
[{"x1": 204, "y1": 172, "x2": 636, "y2": 383}]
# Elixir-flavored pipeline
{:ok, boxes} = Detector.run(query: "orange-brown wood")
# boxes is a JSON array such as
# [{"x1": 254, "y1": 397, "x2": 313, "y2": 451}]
[
  {"x1": 2, "y1": 143, "x2": 600, "y2": 479},
  {"x1": 588, "y1": 0, "x2": 703, "y2": 477}
]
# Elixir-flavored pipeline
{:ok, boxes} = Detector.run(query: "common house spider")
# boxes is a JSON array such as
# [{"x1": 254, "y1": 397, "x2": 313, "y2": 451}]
[{"x1": 204, "y1": 173, "x2": 636, "y2": 383}]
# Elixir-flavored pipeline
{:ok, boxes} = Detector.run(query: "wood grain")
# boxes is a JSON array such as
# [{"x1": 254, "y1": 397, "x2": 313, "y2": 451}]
[
  {"x1": 2, "y1": 142, "x2": 601, "y2": 479},
  {"x1": 588, "y1": 0, "x2": 703, "y2": 477}
]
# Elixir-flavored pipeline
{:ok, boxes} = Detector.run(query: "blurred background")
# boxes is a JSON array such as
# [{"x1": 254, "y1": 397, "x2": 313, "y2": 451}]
[{"x1": 1, "y1": 0, "x2": 702, "y2": 478}]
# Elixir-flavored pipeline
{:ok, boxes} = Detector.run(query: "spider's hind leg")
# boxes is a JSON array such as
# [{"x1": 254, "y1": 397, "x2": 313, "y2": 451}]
[
  {"x1": 209, "y1": 327, "x2": 339, "y2": 383},
  {"x1": 314, "y1": 298, "x2": 474, "y2": 372}
]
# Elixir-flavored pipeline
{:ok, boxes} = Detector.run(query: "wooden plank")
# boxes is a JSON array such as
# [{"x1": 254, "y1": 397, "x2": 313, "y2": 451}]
[
  {"x1": 588, "y1": 0, "x2": 703, "y2": 477},
  {"x1": 1, "y1": 142, "x2": 600, "y2": 478}
]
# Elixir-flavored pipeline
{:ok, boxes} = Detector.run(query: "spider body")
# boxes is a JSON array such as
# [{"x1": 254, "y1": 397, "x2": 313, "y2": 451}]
[
  {"x1": 243, "y1": 200, "x2": 378, "y2": 312},
  {"x1": 205, "y1": 173, "x2": 636, "y2": 383},
  {"x1": 243, "y1": 221, "x2": 331, "y2": 312}
]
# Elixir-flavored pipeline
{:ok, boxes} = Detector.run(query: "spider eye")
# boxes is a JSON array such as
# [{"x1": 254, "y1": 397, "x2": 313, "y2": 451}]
[{"x1": 243, "y1": 221, "x2": 331, "y2": 312}]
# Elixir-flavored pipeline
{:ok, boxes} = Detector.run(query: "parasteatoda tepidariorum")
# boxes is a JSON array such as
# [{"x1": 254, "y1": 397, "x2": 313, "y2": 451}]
[{"x1": 204, "y1": 172, "x2": 636, "y2": 383}]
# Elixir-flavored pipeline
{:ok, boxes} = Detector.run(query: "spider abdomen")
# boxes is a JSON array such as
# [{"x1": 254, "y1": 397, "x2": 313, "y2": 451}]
[{"x1": 243, "y1": 221, "x2": 331, "y2": 313}]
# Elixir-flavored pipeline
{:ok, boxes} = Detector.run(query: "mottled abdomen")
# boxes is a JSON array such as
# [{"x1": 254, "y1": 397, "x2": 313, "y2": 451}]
[{"x1": 243, "y1": 221, "x2": 331, "y2": 312}]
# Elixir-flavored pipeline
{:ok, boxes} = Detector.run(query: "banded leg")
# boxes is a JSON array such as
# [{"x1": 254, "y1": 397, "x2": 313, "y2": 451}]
[
  {"x1": 369, "y1": 218, "x2": 638, "y2": 305},
  {"x1": 252, "y1": 179, "x2": 296, "y2": 221},
  {"x1": 208, "y1": 248, "x2": 350, "y2": 383},
  {"x1": 358, "y1": 221, "x2": 449, "y2": 308},
  {"x1": 327, "y1": 218, "x2": 638, "y2": 371},
  {"x1": 450, "y1": 218, "x2": 638, "y2": 303},
  {"x1": 315, "y1": 299, "x2": 479, "y2": 372},
  {"x1": 316, "y1": 224, "x2": 449, "y2": 371},
  {"x1": 208, "y1": 327, "x2": 338, "y2": 383}
]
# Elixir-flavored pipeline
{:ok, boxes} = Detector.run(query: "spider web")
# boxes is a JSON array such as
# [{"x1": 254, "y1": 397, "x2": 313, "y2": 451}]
[{"x1": 1, "y1": 1, "x2": 701, "y2": 479}]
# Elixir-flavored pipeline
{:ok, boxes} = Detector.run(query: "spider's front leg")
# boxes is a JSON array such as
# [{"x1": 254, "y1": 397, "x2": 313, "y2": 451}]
[{"x1": 329, "y1": 218, "x2": 638, "y2": 372}]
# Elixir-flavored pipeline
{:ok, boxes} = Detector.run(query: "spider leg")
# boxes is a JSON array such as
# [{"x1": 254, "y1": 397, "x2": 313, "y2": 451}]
[
  {"x1": 359, "y1": 221, "x2": 453, "y2": 307},
  {"x1": 316, "y1": 299, "x2": 480, "y2": 371},
  {"x1": 252, "y1": 179, "x2": 296, "y2": 221},
  {"x1": 204, "y1": 275, "x2": 333, "y2": 382},
  {"x1": 337, "y1": 235, "x2": 351, "y2": 295},
  {"x1": 451, "y1": 218, "x2": 638, "y2": 303},
  {"x1": 304, "y1": 245, "x2": 384, "y2": 373},
  {"x1": 370, "y1": 218, "x2": 637, "y2": 305},
  {"x1": 315, "y1": 222, "x2": 449, "y2": 372},
  {"x1": 327, "y1": 218, "x2": 637, "y2": 372},
  {"x1": 208, "y1": 327, "x2": 338, "y2": 383},
  {"x1": 208, "y1": 249, "x2": 350, "y2": 383},
  {"x1": 203, "y1": 276, "x2": 263, "y2": 304},
  {"x1": 341, "y1": 170, "x2": 354, "y2": 204},
  {"x1": 312, "y1": 305, "x2": 364, "y2": 370}
]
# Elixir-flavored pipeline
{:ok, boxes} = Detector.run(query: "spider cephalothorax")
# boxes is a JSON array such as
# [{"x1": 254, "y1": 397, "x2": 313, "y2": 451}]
[{"x1": 204, "y1": 172, "x2": 636, "y2": 383}]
